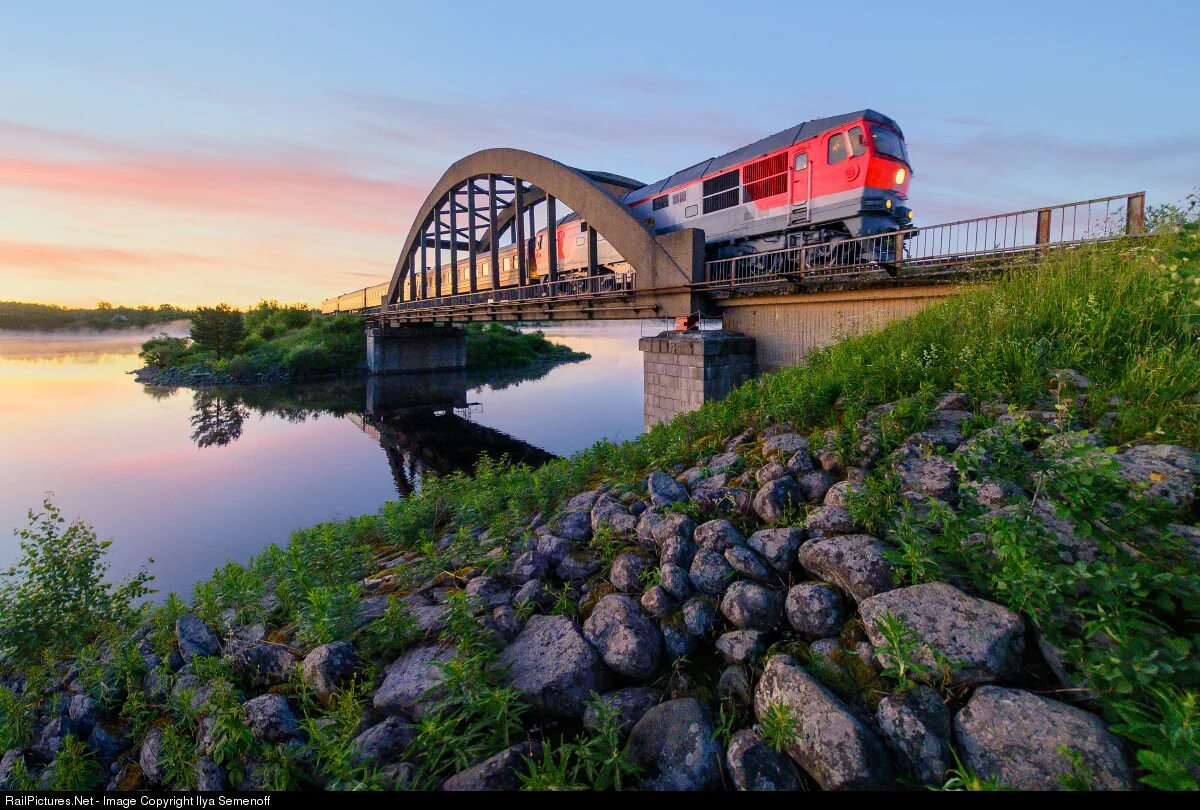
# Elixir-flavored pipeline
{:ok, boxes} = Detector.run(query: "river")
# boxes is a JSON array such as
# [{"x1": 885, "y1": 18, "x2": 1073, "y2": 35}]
[{"x1": 0, "y1": 322, "x2": 659, "y2": 598}]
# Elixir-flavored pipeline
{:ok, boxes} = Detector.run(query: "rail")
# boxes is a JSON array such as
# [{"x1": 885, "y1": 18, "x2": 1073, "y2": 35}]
[{"x1": 377, "y1": 271, "x2": 637, "y2": 316}]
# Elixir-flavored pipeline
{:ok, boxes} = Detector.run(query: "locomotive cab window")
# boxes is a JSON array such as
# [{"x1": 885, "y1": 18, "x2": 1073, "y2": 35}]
[
  {"x1": 848, "y1": 126, "x2": 866, "y2": 157},
  {"x1": 870, "y1": 125, "x2": 909, "y2": 163},
  {"x1": 794, "y1": 153, "x2": 808, "y2": 171},
  {"x1": 827, "y1": 134, "x2": 848, "y2": 164}
]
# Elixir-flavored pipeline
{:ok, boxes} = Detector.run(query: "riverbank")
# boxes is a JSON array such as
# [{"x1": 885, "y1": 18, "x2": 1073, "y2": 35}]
[
  {"x1": 0, "y1": 301, "x2": 192, "y2": 332},
  {"x1": 134, "y1": 318, "x2": 590, "y2": 387},
  {"x1": 1, "y1": 224, "x2": 1197, "y2": 791}
]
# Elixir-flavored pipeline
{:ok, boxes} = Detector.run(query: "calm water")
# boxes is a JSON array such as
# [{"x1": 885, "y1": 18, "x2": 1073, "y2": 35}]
[{"x1": 0, "y1": 322, "x2": 656, "y2": 598}]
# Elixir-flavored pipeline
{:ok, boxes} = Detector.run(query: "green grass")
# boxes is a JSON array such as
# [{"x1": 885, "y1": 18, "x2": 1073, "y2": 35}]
[{"x1": 465, "y1": 323, "x2": 589, "y2": 369}]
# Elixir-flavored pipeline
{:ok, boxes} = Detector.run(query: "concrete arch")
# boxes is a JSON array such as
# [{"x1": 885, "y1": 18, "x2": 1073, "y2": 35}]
[{"x1": 386, "y1": 148, "x2": 700, "y2": 306}]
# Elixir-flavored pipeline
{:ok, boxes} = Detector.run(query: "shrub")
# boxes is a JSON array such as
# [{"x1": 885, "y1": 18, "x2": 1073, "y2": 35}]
[
  {"x1": 190, "y1": 304, "x2": 245, "y2": 359},
  {"x1": 138, "y1": 335, "x2": 193, "y2": 367}
]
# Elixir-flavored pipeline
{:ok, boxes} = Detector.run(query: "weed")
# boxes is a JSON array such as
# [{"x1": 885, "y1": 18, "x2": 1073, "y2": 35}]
[
  {"x1": 757, "y1": 701, "x2": 799, "y2": 753},
  {"x1": 296, "y1": 583, "x2": 362, "y2": 649},
  {"x1": 359, "y1": 595, "x2": 421, "y2": 660},
  {"x1": 47, "y1": 735, "x2": 101, "y2": 790}
]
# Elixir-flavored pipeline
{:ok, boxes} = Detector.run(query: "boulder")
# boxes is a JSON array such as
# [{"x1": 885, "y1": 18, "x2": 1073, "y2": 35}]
[
  {"x1": 31, "y1": 716, "x2": 76, "y2": 761},
  {"x1": 694, "y1": 519, "x2": 745, "y2": 552},
  {"x1": 195, "y1": 757, "x2": 228, "y2": 791},
  {"x1": 724, "y1": 546, "x2": 773, "y2": 582},
  {"x1": 87, "y1": 722, "x2": 128, "y2": 759},
  {"x1": 681, "y1": 598, "x2": 718, "y2": 637},
  {"x1": 858, "y1": 582, "x2": 1024, "y2": 686},
  {"x1": 717, "y1": 666, "x2": 753, "y2": 704},
  {"x1": 0, "y1": 750, "x2": 24, "y2": 790},
  {"x1": 752, "y1": 477, "x2": 803, "y2": 524},
  {"x1": 715, "y1": 630, "x2": 767, "y2": 664},
  {"x1": 754, "y1": 655, "x2": 894, "y2": 790},
  {"x1": 651, "y1": 513, "x2": 697, "y2": 546},
  {"x1": 610, "y1": 552, "x2": 650, "y2": 594},
  {"x1": 877, "y1": 685, "x2": 952, "y2": 786},
  {"x1": 797, "y1": 534, "x2": 896, "y2": 602},
  {"x1": 583, "y1": 594, "x2": 663, "y2": 680},
  {"x1": 626, "y1": 698, "x2": 723, "y2": 791},
  {"x1": 823, "y1": 480, "x2": 861, "y2": 507},
  {"x1": 242, "y1": 694, "x2": 301, "y2": 743},
  {"x1": 498, "y1": 615, "x2": 610, "y2": 719},
  {"x1": 893, "y1": 455, "x2": 959, "y2": 502},
  {"x1": 67, "y1": 694, "x2": 98, "y2": 736},
  {"x1": 443, "y1": 741, "x2": 540, "y2": 791},
  {"x1": 465, "y1": 575, "x2": 513, "y2": 609},
  {"x1": 139, "y1": 727, "x2": 165, "y2": 785},
  {"x1": 796, "y1": 471, "x2": 835, "y2": 503},
  {"x1": 228, "y1": 642, "x2": 300, "y2": 689},
  {"x1": 175, "y1": 614, "x2": 219, "y2": 663},
  {"x1": 954, "y1": 686, "x2": 1134, "y2": 790},
  {"x1": 373, "y1": 644, "x2": 456, "y2": 719},
  {"x1": 556, "y1": 550, "x2": 601, "y2": 582},
  {"x1": 719, "y1": 581, "x2": 784, "y2": 631},
  {"x1": 660, "y1": 562, "x2": 691, "y2": 600},
  {"x1": 785, "y1": 582, "x2": 846, "y2": 639},
  {"x1": 513, "y1": 579, "x2": 549, "y2": 609},
  {"x1": 658, "y1": 534, "x2": 698, "y2": 569},
  {"x1": 725, "y1": 729, "x2": 804, "y2": 791},
  {"x1": 746, "y1": 528, "x2": 805, "y2": 572},
  {"x1": 552, "y1": 510, "x2": 593, "y2": 542},
  {"x1": 763, "y1": 433, "x2": 809, "y2": 457},
  {"x1": 689, "y1": 548, "x2": 735, "y2": 596},
  {"x1": 301, "y1": 641, "x2": 360, "y2": 701},
  {"x1": 755, "y1": 461, "x2": 788, "y2": 485},
  {"x1": 647, "y1": 472, "x2": 689, "y2": 507},
  {"x1": 350, "y1": 716, "x2": 418, "y2": 768},
  {"x1": 661, "y1": 624, "x2": 696, "y2": 661},
  {"x1": 1113, "y1": 443, "x2": 1199, "y2": 508},
  {"x1": 583, "y1": 687, "x2": 660, "y2": 735},
  {"x1": 804, "y1": 505, "x2": 857, "y2": 538},
  {"x1": 639, "y1": 585, "x2": 677, "y2": 619}
]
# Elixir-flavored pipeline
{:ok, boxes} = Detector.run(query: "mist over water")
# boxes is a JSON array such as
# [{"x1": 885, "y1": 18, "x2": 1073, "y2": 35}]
[{"x1": 0, "y1": 321, "x2": 650, "y2": 599}]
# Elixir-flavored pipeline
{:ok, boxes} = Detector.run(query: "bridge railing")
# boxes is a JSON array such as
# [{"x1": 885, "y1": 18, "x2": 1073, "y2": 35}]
[
  {"x1": 701, "y1": 192, "x2": 1145, "y2": 287},
  {"x1": 381, "y1": 270, "x2": 637, "y2": 314}
]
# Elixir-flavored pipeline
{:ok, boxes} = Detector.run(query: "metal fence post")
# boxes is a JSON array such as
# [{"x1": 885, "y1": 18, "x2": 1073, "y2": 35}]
[{"x1": 1126, "y1": 192, "x2": 1145, "y2": 236}]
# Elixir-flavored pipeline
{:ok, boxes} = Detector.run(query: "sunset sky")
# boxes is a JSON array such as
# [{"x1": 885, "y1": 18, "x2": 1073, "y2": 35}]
[{"x1": 2, "y1": 0, "x2": 1196, "y2": 308}]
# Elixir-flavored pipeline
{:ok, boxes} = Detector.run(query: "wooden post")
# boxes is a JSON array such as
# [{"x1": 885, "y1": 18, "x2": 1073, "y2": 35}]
[
  {"x1": 1127, "y1": 192, "x2": 1145, "y2": 236},
  {"x1": 1036, "y1": 208, "x2": 1052, "y2": 245}
]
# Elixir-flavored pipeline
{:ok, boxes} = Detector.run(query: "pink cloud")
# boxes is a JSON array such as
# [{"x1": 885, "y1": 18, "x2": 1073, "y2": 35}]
[{"x1": 0, "y1": 239, "x2": 219, "y2": 278}]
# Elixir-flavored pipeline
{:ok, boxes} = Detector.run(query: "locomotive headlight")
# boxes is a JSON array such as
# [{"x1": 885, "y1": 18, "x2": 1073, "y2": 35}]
[
  {"x1": 885, "y1": 199, "x2": 892, "y2": 209},
  {"x1": 894, "y1": 167, "x2": 907, "y2": 185}
]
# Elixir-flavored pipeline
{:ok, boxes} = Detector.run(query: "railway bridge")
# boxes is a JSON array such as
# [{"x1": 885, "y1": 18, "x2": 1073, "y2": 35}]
[{"x1": 322, "y1": 147, "x2": 1145, "y2": 429}]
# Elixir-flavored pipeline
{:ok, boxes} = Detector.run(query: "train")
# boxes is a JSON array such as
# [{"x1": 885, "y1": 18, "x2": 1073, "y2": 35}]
[{"x1": 322, "y1": 109, "x2": 912, "y2": 313}]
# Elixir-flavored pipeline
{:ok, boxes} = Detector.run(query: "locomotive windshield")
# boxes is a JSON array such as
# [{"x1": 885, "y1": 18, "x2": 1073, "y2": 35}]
[{"x1": 870, "y1": 125, "x2": 909, "y2": 164}]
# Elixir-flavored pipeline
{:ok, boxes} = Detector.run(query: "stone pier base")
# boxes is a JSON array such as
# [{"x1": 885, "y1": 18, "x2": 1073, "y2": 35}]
[
  {"x1": 366, "y1": 324, "x2": 466, "y2": 374},
  {"x1": 639, "y1": 330, "x2": 756, "y2": 431}
]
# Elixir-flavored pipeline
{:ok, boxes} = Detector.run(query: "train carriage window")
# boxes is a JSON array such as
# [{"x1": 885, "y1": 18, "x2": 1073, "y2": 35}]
[
  {"x1": 684, "y1": 204, "x2": 698, "y2": 218},
  {"x1": 652, "y1": 195, "x2": 668, "y2": 211},
  {"x1": 794, "y1": 153, "x2": 808, "y2": 171},
  {"x1": 827, "y1": 134, "x2": 849, "y2": 164},
  {"x1": 848, "y1": 126, "x2": 866, "y2": 157}
]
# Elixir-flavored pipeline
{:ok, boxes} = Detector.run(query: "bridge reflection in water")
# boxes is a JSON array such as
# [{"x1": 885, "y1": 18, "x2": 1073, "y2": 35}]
[{"x1": 151, "y1": 366, "x2": 558, "y2": 497}]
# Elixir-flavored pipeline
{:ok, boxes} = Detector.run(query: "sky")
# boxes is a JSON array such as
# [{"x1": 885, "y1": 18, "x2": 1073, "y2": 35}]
[{"x1": 1, "y1": 0, "x2": 1197, "y2": 308}]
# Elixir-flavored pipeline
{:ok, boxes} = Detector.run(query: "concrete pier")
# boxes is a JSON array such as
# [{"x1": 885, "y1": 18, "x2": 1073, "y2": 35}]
[
  {"x1": 366, "y1": 324, "x2": 466, "y2": 374},
  {"x1": 639, "y1": 330, "x2": 755, "y2": 431}
]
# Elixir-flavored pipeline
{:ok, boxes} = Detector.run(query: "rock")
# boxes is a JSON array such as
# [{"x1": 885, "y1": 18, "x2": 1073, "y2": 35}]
[
  {"x1": 229, "y1": 642, "x2": 300, "y2": 689},
  {"x1": 755, "y1": 461, "x2": 789, "y2": 485},
  {"x1": 610, "y1": 552, "x2": 650, "y2": 593},
  {"x1": 858, "y1": 582, "x2": 1024, "y2": 687},
  {"x1": 442, "y1": 741, "x2": 540, "y2": 791},
  {"x1": 715, "y1": 630, "x2": 767, "y2": 664},
  {"x1": 583, "y1": 594, "x2": 663, "y2": 680},
  {"x1": 752, "y1": 477, "x2": 802, "y2": 524},
  {"x1": 689, "y1": 548, "x2": 735, "y2": 595},
  {"x1": 647, "y1": 471, "x2": 688, "y2": 507},
  {"x1": 804, "y1": 505, "x2": 857, "y2": 538},
  {"x1": 556, "y1": 550, "x2": 601, "y2": 582},
  {"x1": 635, "y1": 508, "x2": 667, "y2": 542},
  {"x1": 681, "y1": 598, "x2": 718, "y2": 637},
  {"x1": 626, "y1": 698, "x2": 723, "y2": 791},
  {"x1": 195, "y1": 756, "x2": 227, "y2": 791},
  {"x1": 661, "y1": 624, "x2": 696, "y2": 661},
  {"x1": 513, "y1": 579, "x2": 549, "y2": 609},
  {"x1": 639, "y1": 585, "x2": 676, "y2": 618},
  {"x1": 498, "y1": 615, "x2": 610, "y2": 719},
  {"x1": 660, "y1": 562, "x2": 691, "y2": 600},
  {"x1": 175, "y1": 614, "x2": 219, "y2": 663},
  {"x1": 690, "y1": 471, "x2": 730, "y2": 497},
  {"x1": 694, "y1": 519, "x2": 745, "y2": 552},
  {"x1": 465, "y1": 575, "x2": 513, "y2": 609},
  {"x1": 87, "y1": 722, "x2": 128, "y2": 759},
  {"x1": 591, "y1": 494, "x2": 634, "y2": 532},
  {"x1": 373, "y1": 644, "x2": 456, "y2": 719},
  {"x1": 1114, "y1": 443, "x2": 1199, "y2": 508},
  {"x1": 1050, "y1": 368, "x2": 1092, "y2": 393},
  {"x1": 139, "y1": 727, "x2": 165, "y2": 785},
  {"x1": 798, "y1": 534, "x2": 896, "y2": 602},
  {"x1": 954, "y1": 686, "x2": 1134, "y2": 790},
  {"x1": 67, "y1": 694, "x2": 98, "y2": 735},
  {"x1": 243, "y1": 694, "x2": 301, "y2": 743},
  {"x1": 583, "y1": 687, "x2": 660, "y2": 735},
  {"x1": 222, "y1": 623, "x2": 267, "y2": 656},
  {"x1": 565, "y1": 488, "x2": 604, "y2": 513},
  {"x1": 796, "y1": 471, "x2": 835, "y2": 503},
  {"x1": 697, "y1": 487, "x2": 755, "y2": 520},
  {"x1": 658, "y1": 534, "x2": 698, "y2": 569},
  {"x1": 350, "y1": 716, "x2": 418, "y2": 768},
  {"x1": 535, "y1": 532, "x2": 574, "y2": 566},
  {"x1": 893, "y1": 454, "x2": 959, "y2": 502},
  {"x1": 0, "y1": 750, "x2": 24, "y2": 789},
  {"x1": 719, "y1": 581, "x2": 784, "y2": 631},
  {"x1": 962, "y1": 477, "x2": 1023, "y2": 509},
  {"x1": 508, "y1": 549, "x2": 549, "y2": 584},
  {"x1": 785, "y1": 582, "x2": 846, "y2": 639},
  {"x1": 816, "y1": 447, "x2": 847, "y2": 477},
  {"x1": 787, "y1": 449, "x2": 815, "y2": 475},
  {"x1": 823, "y1": 480, "x2": 860, "y2": 507},
  {"x1": 763, "y1": 433, "x2": 809, "y2": 457},
  {"x1": 301, "y1": 641, "x2": 360, "y2": 701},
  {"x1": 877, "y1": 686, "x2": 952, "y2": 785},
  {"x1": 724, "y1": 546, "x2": 774, "y2": 582},
  {"x1": 717, "y1": 666, "x2": 753, "y2": 704},
  {"x1": 726, "y1": 729, "x2": 804, "y2": 791},
  {"x1": 936, "y1": 391, "x2": 973, "y2": 411},
  {"x1": 754, "y1": 655, "x2": 894, "y2": 790},
  {"x1": 32, "y1": 716, "x2": 76, "y2": 761},
  {"x1": 489, "y1": 605, "x2": 522, "y2": 642},
  {"x1": 746, "y1": 528, "x2": 805, "y2": 572},
  {"x1": 651, "y1": 513, "x2": 697, "y2": 546},
  {"x1": 552, "y1": 510, "x2": 593, "y2": 542}
]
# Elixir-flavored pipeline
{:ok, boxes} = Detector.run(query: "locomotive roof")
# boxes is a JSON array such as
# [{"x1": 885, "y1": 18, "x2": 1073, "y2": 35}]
[{"x1": 619, "y1": 109, "x2": 902, "y2": 203}]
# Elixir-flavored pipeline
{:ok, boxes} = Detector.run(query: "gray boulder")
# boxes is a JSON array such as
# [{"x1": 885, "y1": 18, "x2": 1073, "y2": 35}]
[
  {"x1": 725, "y1": 729, "x2": 804, "y2": 791},
  {"x1": 955, "y1": 686, "x2": 1134, "y2": 790},
  {"x1": 719, "y1": 581, "x2": 784, "y2": 631},
  {"x1": 724, "y1": 546, "x2": 773, "y2": 582},
  {"x1": 552, "y1": 510, "x2": 593, "y2": 542},
  {"x1": 583, "y1": 594, "x2": 663, "y2": 680},
  {"x1": 694, "y1": 519, "x2": 746, "y2": 552},
  {"x1": 465, "y1": 575, "x2": 512, "y2": 609},
  {"x1": 443, "y1": 741, "x2": 539, "y2": 791},
  {"x1": 229, "y1": 642, "x2": 300, "y2": 689},
  {"x1": 858, "y1": 582, "x2": 1024, "y2": 686},
  {"x1": 823, "y1": 480, "x2": 861, "y2": 507},
  {"x1": 195, "y1": 757, "x2": 227, "y2": 791},
  {"x1": 651, "y1": 513, "x2": 697, "y2": 546},
  {"x1": 877, "y1": 685, "x2": 952, "y2": 786},
  {"x1": 689, "y1": 548, "x2": 735, "y2": 596},
  {"x1": 242, "y1": 694, "x2": 301, "y2": 743},
  {"x1": 31, "y1": 716, "x2": 75, "y2": 761},
  {"x1": 763, "y1": 433, "x2": 809, "y2": 457},
  {"x1": 715, "y1": 630, "x2": 767, "y2": 664},
  {"x1": 583, "y1": 687, "x2": 659, "y2": 735},
  {"x1": 804, "y1": 505, "x2": 858, "y2": 538},
  {"x1": 556, "y1": 550, "x2": 601, "y2": 582},
  {"x1": 681, "y1": 598, "x2": 718, "y2": 637},
  {"x1": 0, "y1": 750, "x2": 24, "y2": 790},
  {"x1": 175, "y1": 614, "x2": 219, "y2": 663},
  {"x1": 626, "y1": 698, "x2": 723, "y2": 791},
  {"x1": 647, "y1": 471, "x2": 689, "y2": 507},
  {"x1": 755, "y1": 461, "x2": 789, "y2": 484},
  {"x1": 660, "y1": 562, "x2": 691, "y2": 600},
  {"x1": 67, "y1": 694, "x2": 98, "y2": 736},
  {"x1": 894, "y1": 454, "x2": 959, "y2": 502},
  {"x1": 301, "y1": 641, "x2": 360, "y2": 701},
  {"x1": 1114, "y1": 443, "x2": 1199, "y2": 508},
  {"x1": 798, "y1": 534, "x2": 896, "y2": 602},
  {"x1": 747, "y1": 527, "x2": 805, "y2": 572},
  {"x1": 754, "y1": 654, "x2": 894, "y2": 790},
  {"x1": 139, "y1": 727, "x2": 165, "y2": 785},
  {"x1": 658, "y1": 534, "x2": 698, "y2": 569},
  {"x1": 498, "y1": 615, "x2": 610, "y2": 719},
  {"x1": 661, "y1": 624, "x2": 696, "y2": 661},
  {"x1": 639, "y1": 585, "x2": 677, "y2": 619},
  {"x1": 350, "y1": 716, "x2": 417, "y2": 768},
  {"x1": 373, "y1": 644, "x2": 456, "y2": 719},
  {"x1": 785, "y1": 582, "x2": 846, "y2": 639},
  {"x1": 752, "y1": 477, "x2": 802, "y2": 524},
  {"x1": 610, "y1": 552, "x2": 650, "y2": 594},
  {"x1": 796, "y1": 471, "x2": 836, "y2": 503}
]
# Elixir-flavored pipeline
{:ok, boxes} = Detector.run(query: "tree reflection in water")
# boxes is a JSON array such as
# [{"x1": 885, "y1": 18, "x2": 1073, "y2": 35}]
[{"x1": 189, "y1": 390, "x2": 250, "y2": 448}]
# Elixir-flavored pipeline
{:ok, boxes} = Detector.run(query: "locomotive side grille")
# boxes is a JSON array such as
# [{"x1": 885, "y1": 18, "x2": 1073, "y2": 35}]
[
  {"x1": 702, "y1": 169, "x2": 741, "y2": 214},
  {"x1": 672, "y1": 190, "x2": 688, "y2": 205},
  {"x1": 742, "y1": 153, "x2": 789, "y2": 203}
]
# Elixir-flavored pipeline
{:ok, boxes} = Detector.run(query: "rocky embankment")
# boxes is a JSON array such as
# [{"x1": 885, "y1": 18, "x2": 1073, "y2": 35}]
[{"x1": 3, "y1": 371, "x2": 1197, "y2": 791}]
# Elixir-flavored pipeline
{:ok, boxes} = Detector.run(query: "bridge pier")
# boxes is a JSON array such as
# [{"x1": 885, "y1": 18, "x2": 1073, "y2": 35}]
[
  {"x1": 366, "y1": 323, "x2": 466, "y2": 374},
  {"x1": 640, "y1": 330, "x2": 755, "y2": 431}
]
